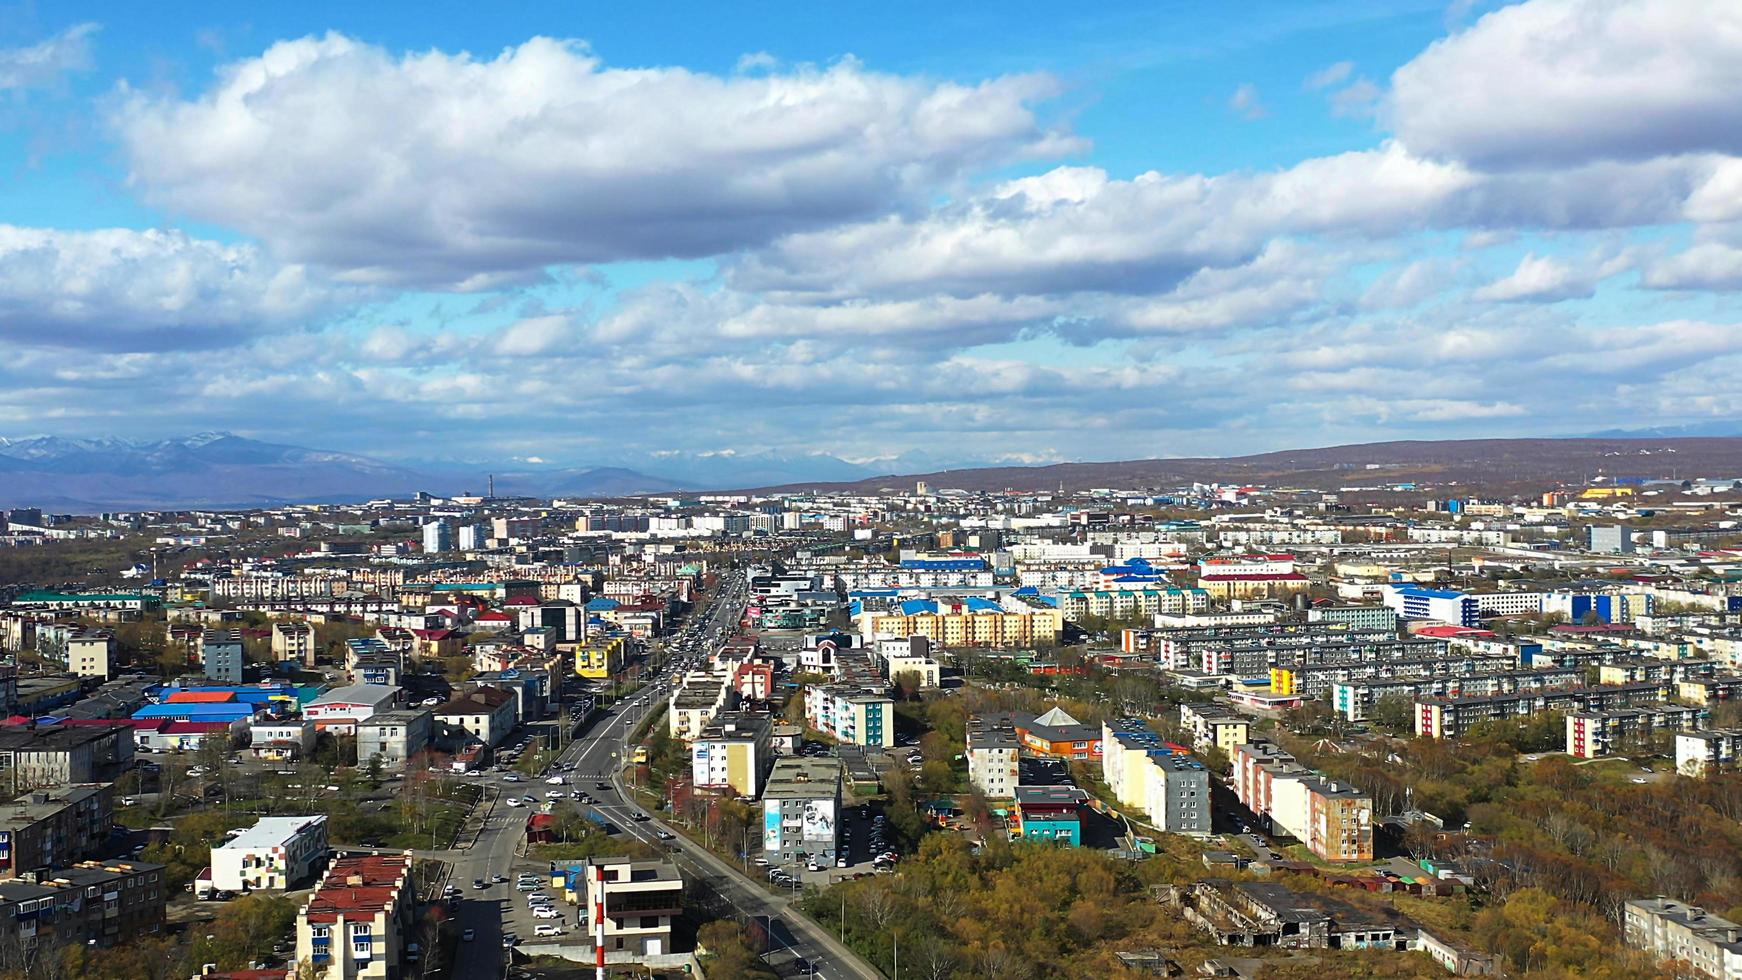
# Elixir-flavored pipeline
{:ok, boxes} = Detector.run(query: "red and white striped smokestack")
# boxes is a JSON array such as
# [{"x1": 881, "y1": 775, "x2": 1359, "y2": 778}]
[{"x1": 593, "y1": 864, "x2": 606, "y2": 980}]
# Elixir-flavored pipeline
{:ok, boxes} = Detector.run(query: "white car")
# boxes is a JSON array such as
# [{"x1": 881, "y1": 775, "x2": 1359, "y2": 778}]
[
  {"x1": 505, "y1": 797, "x2": 526, "y2": 808},
  {"x1": 533, "y1": 906, "x2": 562, "y2": 920},
  {"x1": 546, "y1": 776, "x2": 565, "y2": 785},
  {"x1": 534, "y1": 922, "x2": 563, "y2": 935}
]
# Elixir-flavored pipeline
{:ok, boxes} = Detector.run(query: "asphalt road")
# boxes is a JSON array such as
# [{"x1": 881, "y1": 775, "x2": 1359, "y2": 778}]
[{"x1": 445, "y1": 576, "x2": 881, "y2": 979}]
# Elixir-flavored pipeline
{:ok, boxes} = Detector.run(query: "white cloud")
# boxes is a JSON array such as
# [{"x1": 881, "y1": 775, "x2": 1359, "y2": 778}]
[
  {"x1": 0, "y1": 225, "x2": 334, "y2": 350},
  {"x1": 494, "y1": 315, "x2": 576, "y2": 356},
  {"x1": 733, "y1": 144, "x2": 1477, "y2": 301},
  {"x1": 113, "y1": 34, "x2": 1080, "y2": 288},
  {"x1": 1227, "y1": 82, "x2": 1266, "y2": 120},
  {"x1": 1304, "y1": 61, "x2": 1353, "y2": 90},
  {"x1": 1388, "y1": 0, "x2": 1742, "y2": 168},
  {"x1": 1328, "y1": 78, "x2": 1380, "y2": 118},
  {"x1": 1642, "y1": 243, "x2": 1742, "y2": 290},
  {"x1": 1472, "y1": 252, "x2": 1594, "y2": 302},
  {"x1": 0, "y1": 23, "x2": 98, "y2": 91}
]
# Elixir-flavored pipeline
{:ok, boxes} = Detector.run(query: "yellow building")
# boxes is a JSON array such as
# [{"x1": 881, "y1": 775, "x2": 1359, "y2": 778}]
[
  {"x1": 861, "y1": 607, "x2": 1062, "y2": 648},
  {"x1": 575, "y1": 636, "x2": 625, "y2": 679}
]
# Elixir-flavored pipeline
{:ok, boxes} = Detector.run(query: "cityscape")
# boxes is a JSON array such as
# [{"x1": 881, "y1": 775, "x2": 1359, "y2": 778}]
[{"x1": 2, "y1": 2, "x2": 1741, "y2": 980}]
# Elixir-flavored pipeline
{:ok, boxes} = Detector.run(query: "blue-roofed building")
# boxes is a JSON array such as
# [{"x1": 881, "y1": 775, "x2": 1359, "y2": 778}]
[
  {"x1": 133, "y1": 701, "x2": 259, "y2": 723},
  {"x1": 898, "y1": 598, "x2": 939, "y2": 616},
  {"x1": 1383, "y1": 586, "x2": 1480, "y2": 628}
]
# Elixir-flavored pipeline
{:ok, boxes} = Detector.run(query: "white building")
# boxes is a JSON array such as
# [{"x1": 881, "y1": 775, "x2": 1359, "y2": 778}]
[{"x1": 212, "y1": 815, "x2": 330, "y2": 893}]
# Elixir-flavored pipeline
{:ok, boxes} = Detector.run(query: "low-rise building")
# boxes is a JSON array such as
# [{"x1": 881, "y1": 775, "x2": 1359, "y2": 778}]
[
  {"x1": 211, "y1": 815, "x2": 331, "y2": 893},
  {"x1": 0, "y1": 722, "x2": 135, "y2": 793},
  {"x1": 1011, "y1": 785, "x2": 1087, "y2": 845},
  {"x1": 436, "y1": 686, "x2": 519, "y2": 747},
  {"x1": 580, "y1": 857, "x2": 684, "y2": 959},
  {"x1": 295, "y1": 852, "x2": 416, "y2": 980},
  {"x1": 356, "y1": 710, "x2": 434, "y2": 769},
  {"x1": 689, "y1": 711, "x2": 773, "y2": 798},
  {"x1": 761, "y1": 758, "x2": 842, "y2": 867},
  {"x1": 248, "y1": 719, "x2": 316, "y2": 761},
  {"x1": 304, "y1": 684, "x2": 404, "y2": 735}
]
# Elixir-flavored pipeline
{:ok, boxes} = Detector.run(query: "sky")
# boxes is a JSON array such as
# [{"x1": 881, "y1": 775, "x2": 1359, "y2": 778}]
[{"x1": 2, "y1": 0, "x2": 1741, "y2": 470}]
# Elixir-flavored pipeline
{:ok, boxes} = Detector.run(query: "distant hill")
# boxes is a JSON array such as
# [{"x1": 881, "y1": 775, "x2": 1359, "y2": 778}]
[
  {"x1": 738, "y1": 437, "x2": 1742, "y2": 495},
  {"x1": 0, "y1": 433, "x2": 681, "y2": 511}
]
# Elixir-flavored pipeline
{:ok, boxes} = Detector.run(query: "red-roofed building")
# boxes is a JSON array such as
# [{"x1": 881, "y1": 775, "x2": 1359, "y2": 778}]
[
  {"x1": 1412, "y1": 625, "x2": 1497, "y2": 640},
  {"x1": 295, "y1": 852, "x2": 415, "y2": 979},
  {"x1": 164, "y1": 691, "x2": 239, "y2": 704}
]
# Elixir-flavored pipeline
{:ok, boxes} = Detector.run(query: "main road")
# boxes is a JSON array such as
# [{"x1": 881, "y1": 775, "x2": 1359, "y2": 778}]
[{"x1": 447, "y1": 571, "x2": 882, "y2": 979}]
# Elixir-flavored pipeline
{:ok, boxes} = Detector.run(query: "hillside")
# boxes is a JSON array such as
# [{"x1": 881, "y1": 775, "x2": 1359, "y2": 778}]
[{"x1": 740, "y1": 437, "x2": 1742, "y2": 495}]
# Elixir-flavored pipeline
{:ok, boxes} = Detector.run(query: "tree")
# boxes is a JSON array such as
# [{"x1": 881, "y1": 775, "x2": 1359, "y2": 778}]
[
  {"x1": 194, "y1": 732, "x2": 235, "y2": 805},
  {"x1": 696, "y1": 920, "x2": 776, "y2": 978},
  {"x1": 1369, "y1": 694, "x2": 1415, "y2": 734}
]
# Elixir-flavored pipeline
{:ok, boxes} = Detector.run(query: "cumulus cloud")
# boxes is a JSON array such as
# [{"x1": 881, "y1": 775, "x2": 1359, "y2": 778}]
[
  {"x1": 113, "y1": 34, "x2": 1079, "y2": 288},
  {"x1": 733, "y1": 145, "x2": 1477, "y2": 301},
  {"x1": 0, "y1": 23, "x2": 98, "y2": 91},
  {"x1": 1472, "y1": 252, "x2": 1595, "y2": 302},
  {"x1": 1389, "y1": 0, "x2": 1742, "y2": 168},
  {"x1": 0, "y1": 225, "x2": 334, "y2": 350},
  {"x1": 1642, "y1": 242, "x2": 1742, "y2": 290}
]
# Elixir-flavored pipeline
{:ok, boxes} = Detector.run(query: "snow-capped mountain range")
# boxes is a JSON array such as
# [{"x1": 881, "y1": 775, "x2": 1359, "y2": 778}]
[{"x1": 0, "y1": 432, "x2": 1039, "y2": 510}]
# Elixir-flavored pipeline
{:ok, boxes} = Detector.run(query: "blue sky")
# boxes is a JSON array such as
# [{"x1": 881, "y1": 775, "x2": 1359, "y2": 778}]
[{"x1": 2, "y1": 0, "x2": 1740, "y2": 470}]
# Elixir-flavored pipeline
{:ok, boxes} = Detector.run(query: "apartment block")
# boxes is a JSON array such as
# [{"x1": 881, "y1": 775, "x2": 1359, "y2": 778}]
[
  {"x1": 1565, "y1": 706, "x2": 1704, "y2": 759},
  {"x1": 689, "y1": 711, "x2": 773, "y2": 798},
  {"x1": 272, "y1": 621, "x2": 317, "y2": 666},
  {"x1": 1101, "y1": 720, "x2": 1210, "y2": 834},
  {"x1": 803, "y1": 684, "x2": 893, "y2": 748},
  {"x1": 1232, "y1": 740, "x2": 1372, "y2": 862},
  {"x1": 966, "y1": 713, "x2": 1020, "y2": 799},
  {"x1": 761, "y1": 758, "x2": 842, "y2": 866},
  {"x1": 0, "y1": 860, "x2": 166, "y2": 952},
  {"x1": 66, "y1": 630, "x2": 115, "y2": 680},
  {"x1": 1179, "y1": 703, "x2": 1252, "y2": 753},
  {"x1": 1678, "y1": 729, "x2": 1742, "y2": 778},
  {"x1": 1623, "y1": 898, "x2": 1742, "y2": 980},
  {"x1": 199, "y1": 628, "x2": 246, "y2": 684},
  {"x1": 1414, "y1": 682, "x2": 1671, "y2": 739},
  {"x1": 0, "y1": 785, "x2": 113, "y2": 875},
  {"x1": 295, "y1": 852, "x2": 416, "y2": 980}
]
